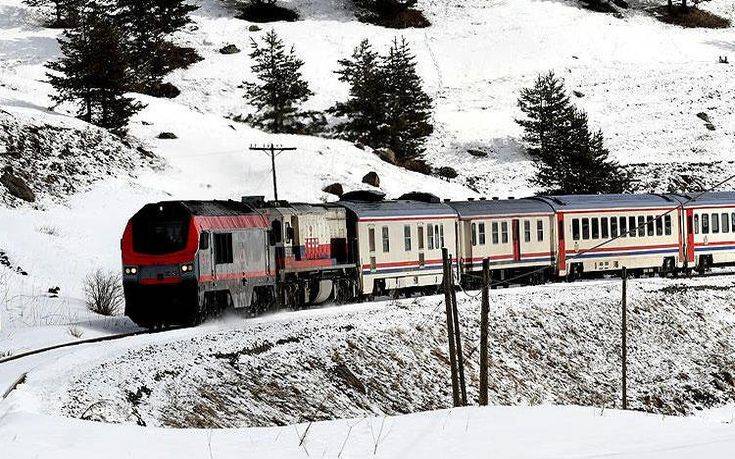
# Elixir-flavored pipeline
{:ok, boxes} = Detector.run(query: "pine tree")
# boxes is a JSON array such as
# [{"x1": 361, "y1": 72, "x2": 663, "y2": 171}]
[
  {"x1": 330, "y1": 39, "x2": 385, "y2": 146},
  {"x1": 534, "y1": 108, "x2": 629, "y2": 194},
  {"x1": 243, "y1": 30, "x2": 314, "y2": 134},
  {"x1": 380, "y1": 37, "x2": 433, "y2": 162},
  {"x1": 516, "y1": 71, "x2": 574, "y2": 160},
  {"x1": 47, "y1": 8, "x2": 143, "y2": 136},
  {"x1": 114, "y1": 0, "x2": 199, "y2": 91}
]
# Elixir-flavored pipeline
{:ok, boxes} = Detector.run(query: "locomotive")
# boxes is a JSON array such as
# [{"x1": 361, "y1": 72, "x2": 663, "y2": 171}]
[{"x1": 121, "y1": 191, "x2": 735, "y2": 327}]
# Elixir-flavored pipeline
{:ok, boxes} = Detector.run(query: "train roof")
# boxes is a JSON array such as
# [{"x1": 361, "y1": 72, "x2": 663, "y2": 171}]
[
  {"x1": 179, "y1": 200, "x2": 258, "y2": 216},
  {"x1": 336, "y1": 199, "x2": 456, "y2": 219},
  {"x1": 536, "y1": 194, "x2": 678, "y2": 211},
  {"x1": 447, "y1": 198, "x2": 553, "y2": 217},
  {"x1": 667, "y1": 191, "x2": 735, "y2": 207}
]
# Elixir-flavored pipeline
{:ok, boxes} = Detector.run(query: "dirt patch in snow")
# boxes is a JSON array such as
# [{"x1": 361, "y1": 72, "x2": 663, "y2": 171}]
[
  {"x1": 0, "y1": 110, "x2": 162, "y2": 207},
  {"x1": 45, "y1": 276, "x2": 735, "y2": 428}
]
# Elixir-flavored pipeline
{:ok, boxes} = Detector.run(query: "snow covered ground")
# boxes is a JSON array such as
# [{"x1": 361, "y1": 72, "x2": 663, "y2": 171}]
[{"x1": 2, "y1": 404, "x2": 735, "y2": 458}]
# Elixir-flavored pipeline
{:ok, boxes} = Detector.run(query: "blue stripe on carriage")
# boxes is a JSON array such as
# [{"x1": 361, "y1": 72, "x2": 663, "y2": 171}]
[
  {"x1": 695, "y1": 245, "x2": 735, "y2": 252},
  {"x1": 569, "y1": 247, "x2": 679, "y2": 259},
  {"x1": 464, "y1": 257, "x2": 553, "y2": 268}
]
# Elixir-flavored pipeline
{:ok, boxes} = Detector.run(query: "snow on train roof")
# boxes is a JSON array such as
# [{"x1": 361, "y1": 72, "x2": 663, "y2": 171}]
[
  {"x1": 448, "y1": 198, "x2": 553, "y2": 217},
  {"x1": 337, "y1": 199, "x2": 456, "y2": 219},
  {"x1": 537, "y1": 194, "x2": 678, "y2": 210}
]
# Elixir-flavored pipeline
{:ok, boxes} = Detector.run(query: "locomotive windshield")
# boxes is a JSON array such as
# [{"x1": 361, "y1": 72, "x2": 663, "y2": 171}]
[{"x1": 131, "y1": 203, "x2": 190, "y2": 255}]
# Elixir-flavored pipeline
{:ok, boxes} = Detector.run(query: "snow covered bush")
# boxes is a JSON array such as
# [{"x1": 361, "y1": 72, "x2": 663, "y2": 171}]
[{"x1": 83, "y1": 269, "x2": 123, "y2": 316}]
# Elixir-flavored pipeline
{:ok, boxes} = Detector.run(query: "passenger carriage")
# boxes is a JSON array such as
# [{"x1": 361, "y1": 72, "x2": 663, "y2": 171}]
[
  {"x1": 538, "y1": 194, "x2": 683, "y2": 278},
  {"x1": 672, "y1": 192, "x2": 735, "y2": 271},
  {"x1": 337, "y1": 197, "x2": 458, "y2": 296},
  {"x1": 447, "y1": 198, "x2": 556, "y2": 284}
]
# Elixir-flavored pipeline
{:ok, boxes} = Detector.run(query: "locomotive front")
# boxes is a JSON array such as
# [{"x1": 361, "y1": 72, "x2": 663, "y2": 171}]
[{"x1": 121, "y1": 202, "x2": 201, "y2": 327}]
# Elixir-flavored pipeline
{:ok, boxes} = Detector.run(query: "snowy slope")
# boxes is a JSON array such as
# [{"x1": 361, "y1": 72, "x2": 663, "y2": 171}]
[{"x1": 2, "y1": 404, "x2": 735, "y2": 458}]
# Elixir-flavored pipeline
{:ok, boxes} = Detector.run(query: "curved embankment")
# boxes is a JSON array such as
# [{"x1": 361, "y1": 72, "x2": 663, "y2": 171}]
[{"x1": 37, "y1": 276, "x2": 735, "y2": 428}]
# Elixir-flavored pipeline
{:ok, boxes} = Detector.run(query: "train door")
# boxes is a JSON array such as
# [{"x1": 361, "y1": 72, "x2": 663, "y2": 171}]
[
  {"x1": 512, "y1": 219, "x2": 521, "y2": 262},
  {"x1": 685, "y1": 208, "x2": 695, "y2": 264},
  {"x1": 198, "y1": 230, "x2": 214, "y2": 281}
]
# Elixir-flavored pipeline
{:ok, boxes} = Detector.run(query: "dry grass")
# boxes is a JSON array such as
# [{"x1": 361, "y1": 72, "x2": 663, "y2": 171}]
[{"x1": 654, "y1": 5, "x2": 731, "y2": 28}]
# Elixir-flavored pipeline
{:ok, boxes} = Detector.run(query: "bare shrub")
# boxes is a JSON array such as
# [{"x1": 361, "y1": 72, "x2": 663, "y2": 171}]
[
  {"x1": 68, "y1": 325, "x2": 83, "y2": 338},
  {"x1": 83, "y1": 269, "x2": 123, "y2": 316}
]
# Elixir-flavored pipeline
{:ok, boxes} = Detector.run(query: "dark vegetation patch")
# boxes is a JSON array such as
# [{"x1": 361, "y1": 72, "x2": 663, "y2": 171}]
[
  {"x1": 236, "y1": 3, "x2": 299, "y2": 22},
  {"x1": 358, "y1": 7, "x2": 431, "y2": 29},
  {"x1": 653, "y1": 5, "x2": 731, "y2": 29},
  {"x1": 625, "y1": 161, "x2": 735, "y2": 194}
]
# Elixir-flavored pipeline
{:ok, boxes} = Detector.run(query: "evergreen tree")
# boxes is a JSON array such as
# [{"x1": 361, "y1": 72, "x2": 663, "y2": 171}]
[
  {"x1": 330, "y1": 39, "x2": 385, "y2": 146},
  {"x1": 380, "y1": 37, "x2": 433, "y2": 161},
  {"x1": 47, "y1": 8, "x2": 143, "y2": 136},
  {"x1": 533, "y1": 108, "x2": 629, "y2": 194},
  {"x1": 243, "y1": 30, "x2": 314, "y2": 134},
  {"x1": 114, "y1": 0, "x2": 199, "y2": 91},
  {"x1": 516, "y1": 71, "x2": 573, "y2": 160}
]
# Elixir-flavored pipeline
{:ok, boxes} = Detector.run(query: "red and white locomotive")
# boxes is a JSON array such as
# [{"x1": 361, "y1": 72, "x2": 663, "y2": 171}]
[{"x1": 121, "y1": 191, "x2": 735, "y2": 327}]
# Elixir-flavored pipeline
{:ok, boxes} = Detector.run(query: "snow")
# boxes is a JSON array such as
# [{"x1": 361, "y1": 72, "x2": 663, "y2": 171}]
[
  {"x1": 2, "y1": 403, "x2": 735, "y2": 458},
  {"x1": 2, "y1": 0, "x2": 735, "y2": 454}
]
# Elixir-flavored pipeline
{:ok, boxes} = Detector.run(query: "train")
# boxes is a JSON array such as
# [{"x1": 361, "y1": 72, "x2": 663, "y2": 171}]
[{"x1": 120, "y1": 190, "x2": 735, "y2": 327}]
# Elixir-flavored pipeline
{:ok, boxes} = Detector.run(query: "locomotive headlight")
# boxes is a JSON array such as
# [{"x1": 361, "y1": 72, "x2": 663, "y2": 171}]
[
  {"x1": 181, "y1": 263, "x2": 194, "y2": 273},
  {"x1": 124, "y1": 266, "x2": 138, "y2": 275}
]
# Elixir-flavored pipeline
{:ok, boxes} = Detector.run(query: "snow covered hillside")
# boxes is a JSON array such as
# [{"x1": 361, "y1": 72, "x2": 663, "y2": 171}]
[
  {"x1": 1, "y1": 0, "x2": 734, "y2": 322},
  {"x1": 10, "y1": 275, "x2": 735, "y2": 428}
]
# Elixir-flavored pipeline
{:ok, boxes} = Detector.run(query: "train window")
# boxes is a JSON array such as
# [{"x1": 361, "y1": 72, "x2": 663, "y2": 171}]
[
  {"x1": 524, "y1": 220, "x2": 531, "y2": 242},
  {"x1": 471, "y1": 223, "x2": 477, "y2": 246},
  {"x1": 572, "y1": 219, "x2": 580, "y2": 241},
  {"x1": 418, "y1": 226, "x2": 425, "y2": 250},
  {"x1": 404, "y1": 225, "x2": 412, "y2": 251},
  {"x1": 492, "y1": 222, "x2": 499, "y2": 244},
  {"x1": 620, "y1": 217, "x2": 628, "y2": 237},
  {"x1": 664, "y1": 215, "x2": 672, "y2": 235},
  {"x1": 610, "y1": 217, "x2": 618, "y2": 238},
  {"x1": 732, "y1": 213, "x2": 735, "y2": 233},
  {"x1": 694, "y1": 215, "x2": 699, "y2": 234},
  {"x1": 722, "y1": 213, "x2": 729, "y2": 234},
  {"x1": 711, "y1": 213, "x2": 719, "y2": 234},
  {"x1": 501, "y1": 221, "x2": 509, "y2": 244},
  {"x1": 581, "y1": 218, "x2": 590, "y2": 240},
  {"x1": 702, "y1": 213, "x2": 709, "y2": 234},
  {"x1": 601, "y1": 217, "x2": 609, "y2": 239},
  {"x1": 438, "y1": 224, "x2": 445, "y2": 248},
  {"x1": 637, "y1": 216, "x2": 645, "y2": 237},
  {"x1": 537, "y1": 220, "x2": 544, "y2": 241},
  {"x1": 479, "y1": 223, "x2": 486, "y2": 245},
  {"x1": 368, "y1": 228, "x2": 376, "y2": 252},
  {"x1": 655, "y1": 216, "x2": 663, "y2": 236},
  {"x1": 591, "y1": 218, "x2": 599, "y2": 239},
  {"x1": 382, "y1": 226, "x2": 390, "y2": 252},
  {"x1": 646, "y1": 216, "x2": 654, "y2": 236},
  {"x1": 199, "y1": 231, "x2": 209, "y2": 250},
  {"x1": 428, "y1": 225, "x2": 435, "y2": 249},
  {"x1": 214, "y1": 233, "x2": 233, "y2": 264}
]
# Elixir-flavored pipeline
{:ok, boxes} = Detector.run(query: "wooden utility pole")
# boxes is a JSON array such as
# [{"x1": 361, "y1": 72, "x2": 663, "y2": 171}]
[
  {"x1": 249, "y1": 144, "x2": 296, "y2": 201},
  {"x1": 479, "y1": 258, "x2": 490, "y2": 406},
  {"x1": 442, "y1": 248, "x2": 460, "y2": 407},
  {"x1": 621, "y1": 266, "x2": 628, "y2": 410},
  {"x1": 450, "y1": 272, "x2": 467, "y2": 406}
]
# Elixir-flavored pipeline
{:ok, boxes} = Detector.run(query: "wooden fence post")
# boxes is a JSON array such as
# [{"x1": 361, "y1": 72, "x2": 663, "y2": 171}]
[
  {"x1": 442, "y1": 248, "x2": 460, "y2": 407},
  {"x1": 621, "y1": 266, "x2": 628, "y2": 410},
  {"x1": 479, "y1": 258, "x2": 490, "y2": 406},
  {"x1": 450, "y1": 266, "x2": 467, "y2": 406}
]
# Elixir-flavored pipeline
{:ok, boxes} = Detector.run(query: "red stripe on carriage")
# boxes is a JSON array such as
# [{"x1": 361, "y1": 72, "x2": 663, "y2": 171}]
[
  {"x1": 566, "y1": 242, "x2": 679, "y2": 254},
  {"x1": 192, "y1": 215, "x2": 269, "y2": 230},
  {"x1": 199, "y1": 271, "x2": 269, "y2": 282}
]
